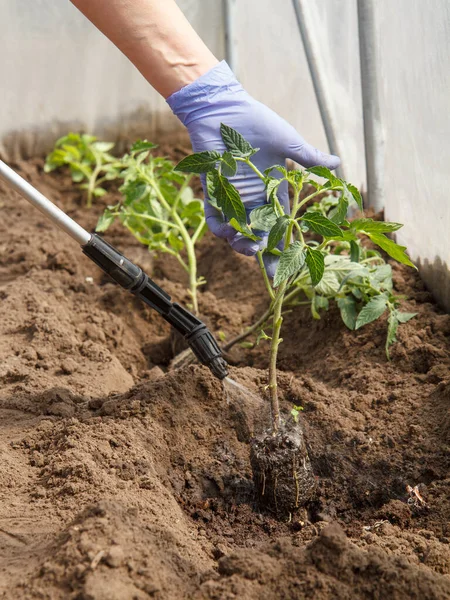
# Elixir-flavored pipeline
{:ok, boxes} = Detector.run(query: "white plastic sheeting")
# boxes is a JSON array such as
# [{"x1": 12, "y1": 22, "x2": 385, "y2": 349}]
[{"x1": 0, "y1": 0, "x2": 448, "y2": 308}]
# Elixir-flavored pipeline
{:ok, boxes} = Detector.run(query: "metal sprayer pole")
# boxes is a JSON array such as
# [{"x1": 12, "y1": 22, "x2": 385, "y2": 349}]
[
  {"x1": 291, "y1": 0, "x2": 344, "y2": 179},
  {"x1": 357, "y1": 0, "x2": 384, "y2": 212},
  {"x1": 223, "y1": 0, "x2": 238, "y2": 76},
  {"x1": 0, "y1": 160, "x2": 91, "y2": 245}
]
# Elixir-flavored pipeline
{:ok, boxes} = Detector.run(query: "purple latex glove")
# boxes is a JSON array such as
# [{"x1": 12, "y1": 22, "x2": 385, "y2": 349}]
[{"x1": 167, "y1": 61, "x2": 340, "y2": 277}]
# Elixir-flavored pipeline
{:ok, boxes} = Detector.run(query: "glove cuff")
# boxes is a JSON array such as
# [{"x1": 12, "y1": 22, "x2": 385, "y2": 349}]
[{"x1": 166, "y1": 60, "x2": 242, "y2": 126}]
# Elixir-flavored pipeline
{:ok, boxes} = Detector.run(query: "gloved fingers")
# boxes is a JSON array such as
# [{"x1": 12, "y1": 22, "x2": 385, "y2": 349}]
[
  {"x1": 228, "y1": 232, "x2": 262, "y2": 256},
  {"x1": 286, "y1": 138, "x2": 340, "y2": 170},
  {"x1": 261, "y1": 251, "x2": 279, "y2": 280},
  {"x1": 276, "y1": 179, "x2": 291, "y2": 215}
]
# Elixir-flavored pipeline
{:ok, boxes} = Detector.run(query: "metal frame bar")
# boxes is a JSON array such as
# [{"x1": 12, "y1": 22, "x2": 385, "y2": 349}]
[
  {"x1": 357, "y1": 0, "x2": 384, "y2": 211},
  {"x1": 291, "y1": 0, "x2": 344, "y2": 179}
]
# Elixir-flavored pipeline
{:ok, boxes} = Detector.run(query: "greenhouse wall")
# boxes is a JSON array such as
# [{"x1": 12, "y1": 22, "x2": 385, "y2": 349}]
[{"x1": 0, "y1": 0, "x2": 448, "y2": 309}]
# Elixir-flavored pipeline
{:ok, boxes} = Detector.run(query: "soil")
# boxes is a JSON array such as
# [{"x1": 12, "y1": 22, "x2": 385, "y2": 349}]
[{"x1": 0, "y1": 153, "x2": 449, "y2": 599}]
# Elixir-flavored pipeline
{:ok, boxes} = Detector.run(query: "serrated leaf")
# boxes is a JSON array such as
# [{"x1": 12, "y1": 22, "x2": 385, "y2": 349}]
[
  {"x1": 220, "y1": 124, "x2": 255, "y2": 157},
  {"x1": 367, "y1": 233, "x2": 416, "y2": 268},
  {"x1": 121, "y1": 180, "x2": 147, "y2": 205},
  {"x1": 347, "y1": 183, "x2": 363, "y2": 211},
  {"x1": 221, "y1": 151, "x2": 237, "y2": 177},
  {"x1": 307, "y1": 166, "x2": 340, "y2": 185},
  {"x1": 267, "y1": 215, "x2": 291, "y2": 251},
  {"x1": 286, "y1": 170, "x2": 304, "y2": 188},
  {"x1": 206, "y1": 170, "x2": 220, "y2": 208},
  {"x1": 355, "y1": 294, "x2": 389, "y2": 329},
  {"x1": 229, "y1": 218, "x2": 261, "y2": 241},
  {"x1": 396, "y1": 311, "x2": 417, "y2": 323},
  {"x1": 315, "y1": 270, "x2": 340, "y2": 295},
  {"x1": 301, "y1": 212, "x2": 343, "y2": 238},
  {"x1": 266, "y1": 177, "x2": 281, "y2": 203},
  {"x1": 305, "y1": 248, "x2": 325, "y2": 285},
  {"x1": 175, "y1": 151, "x2": 221, "y2": 173},
  {"x1": 96, "y1": 209, "x2": 116, "y2": 232},
  {"x1": 250, "y1": 205, "x2": 278, "y2": 231},
  {"x1": 213, "y1": 172, "x2": 247, "y2": 226},
  {"x1": 131, "y1": 140, "x2": 157, "y2": 153},
  {"x1": 273, "y1": 241, "x2": 305, "y2": 287},
  {"x1": 352, "y1": 218, "x2": 403, "y2": 234},
  {"x1": 350, "y1": 240, "x2": 360, "y2": 262},
  {"x1": 337, "y1": 296, "x2": 357, "y2": 330},
  {"x1": 329, "y1": 195, "x2": 349, "y2": 225}
]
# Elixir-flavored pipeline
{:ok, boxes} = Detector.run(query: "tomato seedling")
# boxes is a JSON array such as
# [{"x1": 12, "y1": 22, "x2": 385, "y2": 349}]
[
  {"x1": 97, "y1": 141, "x2": 206, "y2": 314},
  {"x1": 45, "y1": 133, "x2": 121, "y2": 208},
  {"x1": 177, "y1": 124, "x2": 416, "y2": 515}
]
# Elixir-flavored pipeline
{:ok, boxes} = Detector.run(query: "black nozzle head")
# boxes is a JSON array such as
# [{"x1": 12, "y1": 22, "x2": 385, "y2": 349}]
[
  {"x1": 208, "y1": 356, "x2": 229, "y2": 380},
  {"x1": 186, "y1": 324, "x2": 228, "y2": 380}
]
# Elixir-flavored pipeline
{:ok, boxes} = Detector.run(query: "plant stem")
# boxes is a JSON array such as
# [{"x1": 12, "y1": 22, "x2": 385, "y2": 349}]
[
  {"x1": 268, "y1": 281, "x2": 287, "y2": 434},
  {"x1": 257, "y1": 251, "x2": 275, "y2": 300},
  {"x1": 86, "y1": 152, "x2": 104, "y2": 209},
  {"x1": 147, "y1": 175, "x2": 200, "y2": 314}
]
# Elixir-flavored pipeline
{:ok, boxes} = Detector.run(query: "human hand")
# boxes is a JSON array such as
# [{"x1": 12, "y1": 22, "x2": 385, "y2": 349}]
[{"x1": 167, "y1": 61, "x2": 340, "y2": 277}]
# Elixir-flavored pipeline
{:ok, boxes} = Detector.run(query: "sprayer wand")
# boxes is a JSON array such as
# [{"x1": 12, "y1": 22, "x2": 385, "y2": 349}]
[{"x1": 0, "y1": 160, "x2": 228, "y2": 380}]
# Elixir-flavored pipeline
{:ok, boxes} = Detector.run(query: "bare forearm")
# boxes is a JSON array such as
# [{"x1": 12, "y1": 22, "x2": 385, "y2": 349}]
[{"x1": 70, "y1": 0, "x2": 218, "y2": 97}]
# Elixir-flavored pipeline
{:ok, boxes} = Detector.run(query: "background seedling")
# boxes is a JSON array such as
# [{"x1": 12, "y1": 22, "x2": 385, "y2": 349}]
[
  {"x1": 96, "y1": 141, "x2": 206, "y2": 314},
  {"x1": 45, "y1": 133, "x2": 121, "y2": 208}
]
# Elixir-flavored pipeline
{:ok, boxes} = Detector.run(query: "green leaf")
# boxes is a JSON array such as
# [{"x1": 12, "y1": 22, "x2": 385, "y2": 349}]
[
  {"x1": 385, "y1": 310, "x2": 399, "y2": 359},
  {"x1": 347, "y1": 183, "x2": 363, "y2": 211},
  {"x1": 131, "y1": 140, "x2": 157, "y2": 153},
  {"x1": 337, "y1": 297, "x2": 357, "y2": 330},
  {"x1": 352, "y1": 218, "x2": 403, "y2": 234},
  {"x1": 273, "y1": 241, "x2": 306, "y2": 287},
  {"x1": 121, "y1": 180, "x2": 147, "y2": 205},
  {"x1": 221, "y1": 151, "x2": 237, "y2": 177},
  {"x1": 96, "y1": 209, "x2": 116, "y2": 232},
  {"x1": 266, "y1": 177, "x2": 281, "y2": 203},
  {"x1": 301, "y1": 212, "x2": 343, "y2": 238},
  {"x1": 250, "y1": 205, "x2": 278, "y2": 231},
  {"x1": 350, "y1": 240, "x2": 360, "y2": 262},
  {"x1": 70, "y1": 167, "x2": 86, "y2": 183},
  {"x1": 267, "y1": 215, "x2": 290, "y2": 251},
  {"x1": 168, "y1": 231, "x2": 184, "y2": 252},
  {"x1": 367, "y1": 233, "x2": 416, "y2": 268},
  {"x1": 205, "y1": 170, "x2": 220, "y2": 208},
  {"x1": 92, "y1": 187, "x2": 107, "y2": 197},
  {"x1": 396, "y1": 311, "x2": 417, "y2": 323},
  {"x1": 329, "y1": 195, "x2": 349, "y2": 225},
  {"x1": 213, "y1": 172, "x2": 247, "y2": 226},
  {"x1": 180, "y1": 200, "x2": 203, "y2": 219},
  {"x1": 286, "y1": 170, "x2": 304, "y2": 188},
  {"x1": 307, "y1": 166, "x2": 340, "y2": 185},
  {"x1": 355, "y1": 293, "x2": 389, "y2": 329},
  {"x1": 229, "y1": 218, "x2": 261, "y2": 241},
  {"x1": 220, "y1": 124, "x2": 256, "y2": 157},
  {"x1": 315, "y1": 270, "x2": 340, "y2": 295},
  {"x1": 305, "y1": 248, "x2": 325, "y2": 285},
  {"x1": 175, "y1": 151, "x2": 221, "y2": 173},
  {"x1": 92, "y1": 141, "x2": 115, "y2": 153}
]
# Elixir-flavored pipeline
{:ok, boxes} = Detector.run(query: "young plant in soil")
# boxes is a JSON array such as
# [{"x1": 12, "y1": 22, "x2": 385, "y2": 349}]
[
  {"x1": 45, "y1": 133, "x2": 122, "y2": 208},
  {"x1": 176, "y1": 124, "x2": 416, "y2": 515},
  {"x1": 97, "y1": 141, "x2": 206, "y2": 314}
]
